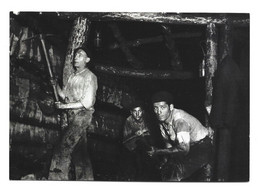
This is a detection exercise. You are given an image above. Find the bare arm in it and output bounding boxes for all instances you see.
[78,75,97,109]
[56,84,65,100]
[56,101,84,109]
[148,121,190,156]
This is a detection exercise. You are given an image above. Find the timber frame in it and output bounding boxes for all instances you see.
[57,12,249,26]
[58,12,249,125]
[9,12,249,181]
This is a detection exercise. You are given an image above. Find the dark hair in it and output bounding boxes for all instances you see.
[151,91,173,104]
[130,100,144,110]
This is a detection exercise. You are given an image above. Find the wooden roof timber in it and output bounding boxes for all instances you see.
[108,32,202,49]
[108,23,143,69]
[57,12,249,26]
[94,63,195,80]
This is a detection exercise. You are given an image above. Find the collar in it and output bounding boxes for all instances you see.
[130,115,144,124]
[162,109,174,129]
[74,68,88,75]
[165,108,174,125]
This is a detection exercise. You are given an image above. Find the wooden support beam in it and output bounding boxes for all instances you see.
[161,25,182,70]
[57,12,249,26]
[205,23,218,127]
[219,19,233,62]
[63,17,91,85]
[94,63,195,80]
[108,32,202,49]
[108,23,143,69]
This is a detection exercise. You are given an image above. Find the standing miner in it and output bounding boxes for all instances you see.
[48,47,98,180]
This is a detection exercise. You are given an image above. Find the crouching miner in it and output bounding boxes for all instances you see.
[148,91,213,181]
[48,48,98,180]
[122,100,154,180]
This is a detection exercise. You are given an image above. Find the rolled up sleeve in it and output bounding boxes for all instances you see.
[80,74,98,109]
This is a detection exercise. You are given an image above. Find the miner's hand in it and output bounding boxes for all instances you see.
[55,101,62,109]
[49,77,57,86]
[136,130,142,136]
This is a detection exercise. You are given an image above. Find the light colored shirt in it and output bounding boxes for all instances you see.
[64,68,98,110]
[160,108,208,148]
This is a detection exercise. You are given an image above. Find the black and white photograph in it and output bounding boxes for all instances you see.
[8,11,250,184]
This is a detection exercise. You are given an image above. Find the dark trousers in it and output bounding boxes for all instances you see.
[160,136,213,181]
[119,136,159,181]
[48,109,93,180]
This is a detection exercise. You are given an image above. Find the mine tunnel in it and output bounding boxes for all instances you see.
[9,12,249,181]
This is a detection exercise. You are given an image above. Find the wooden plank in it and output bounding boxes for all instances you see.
[94,64,195,80]
[108,32,202,49]
[57,12,249,26]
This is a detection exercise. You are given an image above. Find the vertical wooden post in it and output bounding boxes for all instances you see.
[61,16,94,180]
[161,25,182,70]
[219,19,233,63]
[62,17,91,86]
[205,23,218,127]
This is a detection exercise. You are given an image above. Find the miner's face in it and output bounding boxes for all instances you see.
[131,107,144,122]
[73,49,90,68]
[153,101,173,122]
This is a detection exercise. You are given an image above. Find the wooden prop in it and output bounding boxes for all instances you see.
[205,23,218,127]
[219,18,233,62]
[63,16,91,86]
